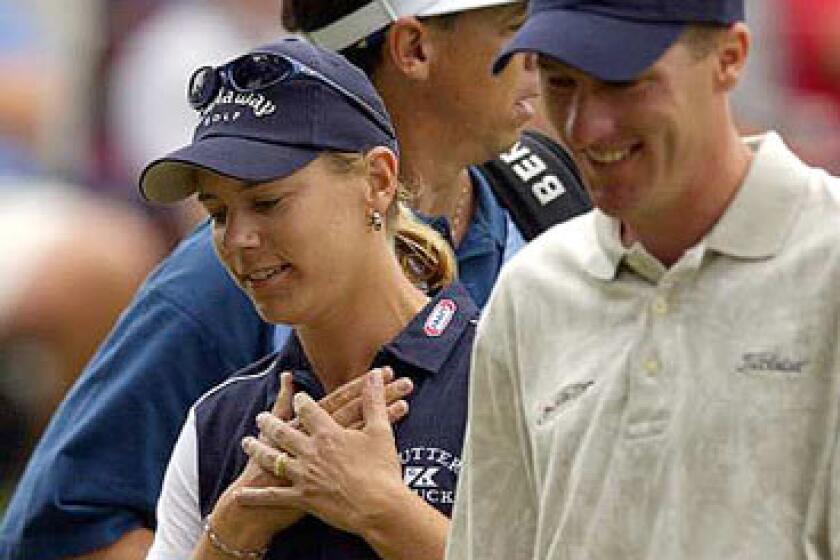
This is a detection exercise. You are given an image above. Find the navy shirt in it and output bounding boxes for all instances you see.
[0,170,517,560]
[457,168,514,308]
[169,283,477,559]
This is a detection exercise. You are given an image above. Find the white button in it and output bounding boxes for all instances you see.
[652,297,668,315]
[644,358,660,375]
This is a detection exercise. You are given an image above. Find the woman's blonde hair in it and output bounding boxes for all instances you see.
[324,152,457,292]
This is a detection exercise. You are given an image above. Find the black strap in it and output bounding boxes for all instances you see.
[477,129,591,241]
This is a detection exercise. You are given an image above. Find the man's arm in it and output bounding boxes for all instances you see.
[0,222,274,560]
[445,286,537,560]
[70,529,153,560]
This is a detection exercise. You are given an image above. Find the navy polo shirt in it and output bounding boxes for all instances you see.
[193,283,477,559]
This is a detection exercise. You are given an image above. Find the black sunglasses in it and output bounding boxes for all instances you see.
[188,52,396,139]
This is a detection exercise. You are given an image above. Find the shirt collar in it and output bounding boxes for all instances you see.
[585,132,810,280]
[462,166,508,254]
[384,281,478,375]
[586,210,626,280]
[272,282,478,391]
[705,132,809,258]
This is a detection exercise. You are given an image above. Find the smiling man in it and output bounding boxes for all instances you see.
[446,1,840,558]
[0,2,592,560]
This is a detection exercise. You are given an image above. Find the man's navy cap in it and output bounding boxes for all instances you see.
[493,0,745,81]
[140,38,398,203]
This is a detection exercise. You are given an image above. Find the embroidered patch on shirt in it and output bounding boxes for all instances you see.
[537,380,595,425]
[400,445,461,507]
[424,299,457,337]
[735,351,809,376]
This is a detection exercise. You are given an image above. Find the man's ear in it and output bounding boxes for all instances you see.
[363,146,399,214]
[383,17,434,80]
[715,22,750,91]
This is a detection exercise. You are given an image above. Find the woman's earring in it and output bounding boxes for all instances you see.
[368,210,383,232]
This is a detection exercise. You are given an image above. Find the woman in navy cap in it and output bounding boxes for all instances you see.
[140,38,477,560]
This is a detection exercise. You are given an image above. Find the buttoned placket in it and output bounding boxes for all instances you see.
[620,244,705,442]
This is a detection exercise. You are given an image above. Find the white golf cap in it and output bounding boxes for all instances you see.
[305,0,520,51]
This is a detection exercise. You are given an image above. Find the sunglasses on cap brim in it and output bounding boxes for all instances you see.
[187,52,396,140]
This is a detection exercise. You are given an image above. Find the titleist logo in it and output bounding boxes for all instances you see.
[736,352,808,375]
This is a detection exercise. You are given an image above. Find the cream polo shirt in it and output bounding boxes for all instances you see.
[446,133,840,560]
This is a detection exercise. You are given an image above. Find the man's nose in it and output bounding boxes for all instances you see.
[522,52,538,72]
[563,89,619,149]
[520,53,541,93]
[221,212,261,252]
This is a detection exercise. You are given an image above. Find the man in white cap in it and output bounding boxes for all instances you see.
[447,1,840,558]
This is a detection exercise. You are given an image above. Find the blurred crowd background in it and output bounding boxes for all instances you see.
[0,0,838,513]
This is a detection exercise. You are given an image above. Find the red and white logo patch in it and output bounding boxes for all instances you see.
[424,299,457,337]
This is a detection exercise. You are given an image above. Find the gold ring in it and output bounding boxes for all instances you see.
[273,453,287,479]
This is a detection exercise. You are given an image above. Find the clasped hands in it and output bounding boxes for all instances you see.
[221,367,413,539]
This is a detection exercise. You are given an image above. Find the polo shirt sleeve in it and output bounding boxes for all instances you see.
[446,277,537,560]
[829,420,840,557]
[147,408,201,559]
[0,222,277,560]
[804,340,840,557]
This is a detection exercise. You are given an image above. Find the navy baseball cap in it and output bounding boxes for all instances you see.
[140,38,398,203]
[493,0,745,81]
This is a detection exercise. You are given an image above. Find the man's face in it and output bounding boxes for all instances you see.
[425,4,540,162]
[539,38,724,221]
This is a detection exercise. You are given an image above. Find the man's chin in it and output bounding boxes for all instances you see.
[255,303,296,327]
[482,129,525,163]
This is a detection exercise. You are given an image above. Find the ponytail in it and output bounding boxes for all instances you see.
[393,204,457,293]
[323,151,457,293]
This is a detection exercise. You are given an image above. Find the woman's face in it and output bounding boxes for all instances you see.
[195,154,383,326]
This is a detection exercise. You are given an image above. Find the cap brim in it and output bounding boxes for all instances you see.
[417,0,519,17]
[493,10,684,81]
[139,137,320,203]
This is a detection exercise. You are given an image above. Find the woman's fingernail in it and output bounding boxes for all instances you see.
[293,392,310,411]
[398,378,413,392]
